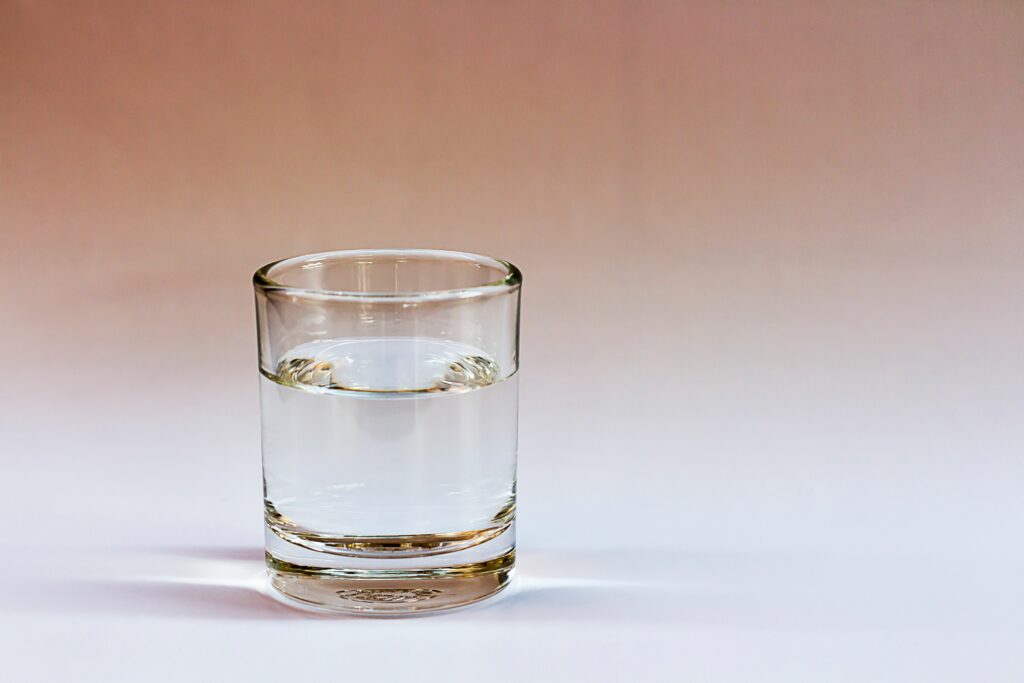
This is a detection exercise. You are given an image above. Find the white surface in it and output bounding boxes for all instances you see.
[3,357,1024,681]
[6,544,1024,681]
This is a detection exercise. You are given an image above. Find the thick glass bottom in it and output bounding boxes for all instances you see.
[267,548,514,614]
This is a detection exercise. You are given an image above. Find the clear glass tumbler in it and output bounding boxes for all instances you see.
[253,249,521,614]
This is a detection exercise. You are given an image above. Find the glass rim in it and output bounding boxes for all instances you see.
[253,248,522,302]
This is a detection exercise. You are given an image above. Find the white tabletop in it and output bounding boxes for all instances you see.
[5,348,1023,680]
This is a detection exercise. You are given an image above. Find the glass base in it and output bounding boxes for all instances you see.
[267,548,514,614]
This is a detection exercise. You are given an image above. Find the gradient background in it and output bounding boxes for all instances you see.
[2,1,1023,680]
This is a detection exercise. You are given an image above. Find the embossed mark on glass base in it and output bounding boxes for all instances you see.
[337,588,443,604]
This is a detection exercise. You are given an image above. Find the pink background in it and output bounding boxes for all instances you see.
[3,2,1023,680]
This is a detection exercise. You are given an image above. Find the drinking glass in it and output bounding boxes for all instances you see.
[253,249,521,614]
